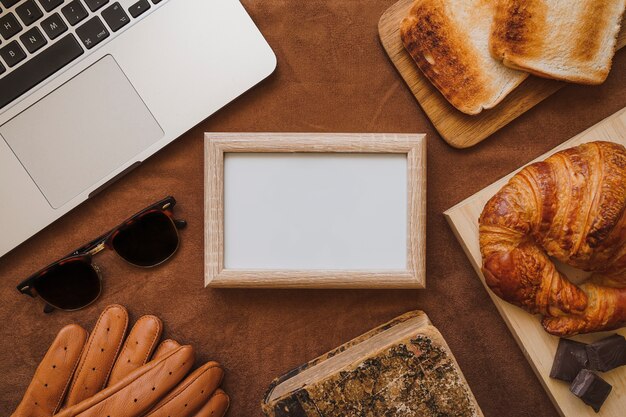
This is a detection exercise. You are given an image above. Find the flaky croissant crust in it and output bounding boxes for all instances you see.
[479,141,626,336]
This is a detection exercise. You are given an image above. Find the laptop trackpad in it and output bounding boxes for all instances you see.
[0,55,164,208]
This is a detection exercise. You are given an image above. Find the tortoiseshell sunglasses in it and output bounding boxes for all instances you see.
[17,196,186,313]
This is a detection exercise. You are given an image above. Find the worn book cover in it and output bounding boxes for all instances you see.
[262,310,483,417]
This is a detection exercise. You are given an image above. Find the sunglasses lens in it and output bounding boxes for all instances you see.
[34,259,100,310]
[112,211,179,267]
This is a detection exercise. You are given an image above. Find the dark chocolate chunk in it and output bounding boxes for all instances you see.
[570,369,612,413]
[550,338,588,382]
[586,334,626,372]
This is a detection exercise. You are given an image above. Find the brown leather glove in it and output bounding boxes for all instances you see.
[12,304,229,417]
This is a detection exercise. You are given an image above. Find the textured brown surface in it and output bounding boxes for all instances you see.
[0,1,625,416]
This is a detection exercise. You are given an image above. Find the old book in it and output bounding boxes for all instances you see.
[261,311,483,417]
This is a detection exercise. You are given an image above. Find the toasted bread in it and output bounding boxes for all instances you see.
[491,0,626,85]
[400,0,528,115]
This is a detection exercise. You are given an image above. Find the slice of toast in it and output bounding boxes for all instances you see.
[491,0,626,85]
[400,0,528,115]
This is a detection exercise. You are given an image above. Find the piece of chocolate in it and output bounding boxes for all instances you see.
[586,334,626,372]
[570,369,612,413]
[550,338,588,382]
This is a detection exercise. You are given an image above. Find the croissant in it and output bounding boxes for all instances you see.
[479,141,626,336]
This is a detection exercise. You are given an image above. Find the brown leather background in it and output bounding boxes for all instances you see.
[1,2,625,416]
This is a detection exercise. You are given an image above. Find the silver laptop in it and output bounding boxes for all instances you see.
[0,0,276,257]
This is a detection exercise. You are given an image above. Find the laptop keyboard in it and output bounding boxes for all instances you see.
[0,0,165,110]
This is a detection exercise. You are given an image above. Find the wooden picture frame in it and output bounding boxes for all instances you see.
[204,133,426,288]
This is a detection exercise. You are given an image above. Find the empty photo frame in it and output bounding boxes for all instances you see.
[204,133,426,288]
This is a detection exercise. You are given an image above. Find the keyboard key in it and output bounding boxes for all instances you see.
[37,0,65,13]
[61,0,88,26]
[151,0,162,4]
[20,26,47,53]
[0,61,5,75]
[76,16,108,49]
[0,34,83,108]
[83,0,107,12]
[101,2,128,32]
[0,0,20,8]
[0,40,26,66]
[128,0,149,18]
[16,0,44,26]
[41,12,67,39]
[0,13,22,40]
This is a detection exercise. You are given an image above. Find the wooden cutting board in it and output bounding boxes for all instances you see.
[378,0,626,149]
[444,107,626,417]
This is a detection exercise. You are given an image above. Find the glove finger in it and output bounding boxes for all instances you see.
[63,304,129,407]
[107,315,162,387]
[144,361,224,417]
[193,389,230,417]
[152,339,180,360]
[12,324,87,417]
[54,345,195,417]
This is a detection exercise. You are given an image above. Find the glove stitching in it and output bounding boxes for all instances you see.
[146,364,223,415]
[63,347,188,416]
[210,391,226,398]
[141,316,163,365]
[153,339,177,359]
[100,308,130,390]
[53,327,88,414]
[204,390,230,415]
[211,390,230,412]
[112,315,162,383]
[66,305,115,402]
[66,305,129,401]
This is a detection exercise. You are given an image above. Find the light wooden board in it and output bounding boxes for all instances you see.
[378,0,626,149]
[204,133,427,288]
[444,107,626,417]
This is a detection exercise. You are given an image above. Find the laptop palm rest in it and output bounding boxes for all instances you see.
[0,55,164,209]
